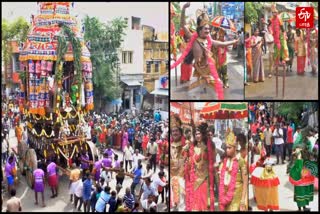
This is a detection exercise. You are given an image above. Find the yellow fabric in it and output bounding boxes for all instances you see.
[295,36,306,57]
[254,186,279,209]
[225,157,247,211]
[70,168,80,182]
[260,167,277,179]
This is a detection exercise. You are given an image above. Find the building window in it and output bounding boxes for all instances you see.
[122,52,127,64]
[155,62,159,73]
[132,16,141,30]
[13,54,20,71]
[128,51,133,64]
[122,51,133,64]
[146,62,151,73]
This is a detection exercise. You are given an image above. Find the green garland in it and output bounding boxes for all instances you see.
[61,25,82,109]
[53,24,83,111]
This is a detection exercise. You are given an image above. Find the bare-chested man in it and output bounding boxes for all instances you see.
[180,2,238,97]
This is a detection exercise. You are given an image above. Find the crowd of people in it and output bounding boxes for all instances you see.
[1,102,169,212]
[245,6,318,85]
[248,102,318,211]
[170,113,248,211]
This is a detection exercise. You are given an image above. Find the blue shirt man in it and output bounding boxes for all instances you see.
[128,126,135,144]
[154,112,161,123]
[95,186,111,212]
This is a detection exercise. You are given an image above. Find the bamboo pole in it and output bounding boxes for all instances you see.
[276,65,278,97]
[283,64,285,98]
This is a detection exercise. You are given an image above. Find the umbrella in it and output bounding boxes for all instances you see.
[211,16,237,32]
[200,102,248,119]
[279,12,295,22]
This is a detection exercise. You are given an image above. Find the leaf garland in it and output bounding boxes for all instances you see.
[54,24,82,111]
[61,24,82,109]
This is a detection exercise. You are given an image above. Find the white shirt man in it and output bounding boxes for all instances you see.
[152,174,167,196]
[140,182,157,200]
[132,151,145,169]
[123,145,134,161]
[273,127,284,145]
[74,179,83,198]
[141,198,157,212]
[212,135,223,163]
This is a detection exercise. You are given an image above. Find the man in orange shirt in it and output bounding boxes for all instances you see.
[15,122,23,144]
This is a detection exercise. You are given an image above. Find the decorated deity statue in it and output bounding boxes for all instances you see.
[59,120,71,139]
[70,82,79,106]
[64,92,72,112]
[170,114,186,211]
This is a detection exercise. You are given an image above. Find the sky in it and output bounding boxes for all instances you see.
[179,2,207,20]
[1,2,168,32]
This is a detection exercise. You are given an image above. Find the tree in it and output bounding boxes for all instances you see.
[83,16,127,112]
[277,102,312,125]
[2,17,30,94]
[244,2,263,24]
[171,2,182,32]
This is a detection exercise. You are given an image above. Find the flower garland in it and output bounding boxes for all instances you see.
[206,139,215,210]
[185,143,195,211]
[32,128,55,138]
[171,177,180,207]
[33,113,53,121]
[219,157,239,211]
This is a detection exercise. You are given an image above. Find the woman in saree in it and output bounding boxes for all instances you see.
[245,32,253,82]
[295,29,306,75]
[184,122,215,211]
[251,28,265,83]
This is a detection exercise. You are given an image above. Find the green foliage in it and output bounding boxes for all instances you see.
[61,25,82,108]
[19,71,27,82]
[277,102,311,125]
[83,15,127,109]
[172,2,182,32]
[2,17,30,41]
[55,35,67,82]
[2,17,30,64]
[244,2,263,24]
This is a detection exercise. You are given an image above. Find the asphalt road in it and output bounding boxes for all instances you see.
[248,154,319,211]
[170,48,244,100]
[245,53,318,100]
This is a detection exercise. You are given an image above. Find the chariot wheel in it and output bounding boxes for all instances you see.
[24,149,37,188]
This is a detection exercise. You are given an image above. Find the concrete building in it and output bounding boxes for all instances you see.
[142,25,168,112]
[151,77,168,120]
[118,16,144,112]
[2,40,21,100]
